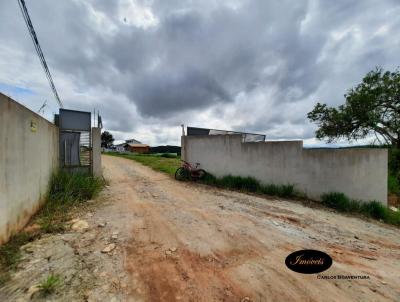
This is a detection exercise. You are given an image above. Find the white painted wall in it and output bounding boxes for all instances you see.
[183,135,388,204]
[0,94,59,243]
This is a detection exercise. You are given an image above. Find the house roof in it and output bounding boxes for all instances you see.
[125,138,142,144]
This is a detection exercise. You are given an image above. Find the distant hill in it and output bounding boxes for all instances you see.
[150,145,181,155]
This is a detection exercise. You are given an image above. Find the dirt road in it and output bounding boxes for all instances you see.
[102,155,400,302]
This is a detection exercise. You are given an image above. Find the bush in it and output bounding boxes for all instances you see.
[200,173,296,198]
[201,173,218,185]
[321,192,351,212]
[218,175,259,192]
[37,171,103,233]
[386,210,400,226]
[359,201,388,220]
[388,174,400,195]
[321,192,400,226]
[261,184,295,197]
[48,171,103,204]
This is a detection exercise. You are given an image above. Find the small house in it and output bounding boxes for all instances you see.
[126,143,150,153]
[113,139,149,153]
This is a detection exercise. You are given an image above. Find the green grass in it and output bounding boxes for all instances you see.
[106,152,181,176]
[0,171,103,285]
[321,192,400,226]
[0,232,39,285]
[201,173,296,198]
[38,274,62,296]
[36,171,103,233]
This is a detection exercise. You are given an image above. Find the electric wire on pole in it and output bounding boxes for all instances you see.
[17,0,64,108]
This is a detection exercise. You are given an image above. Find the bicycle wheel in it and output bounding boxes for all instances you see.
[175,167,189,181]
[196,169,206,180]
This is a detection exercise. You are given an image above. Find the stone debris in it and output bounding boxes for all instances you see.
[165,247,178,256]
[102,243,116,253]
[389,206,398,212]
[241,297,252,302]
[98,222,107,228]
[71,219,89,232]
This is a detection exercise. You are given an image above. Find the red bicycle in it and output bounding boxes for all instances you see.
[175,160,206,181]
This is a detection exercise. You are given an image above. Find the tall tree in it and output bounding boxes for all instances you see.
[308,67,400,147]
[101,131,114,148]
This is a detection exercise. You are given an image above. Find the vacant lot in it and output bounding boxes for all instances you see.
[106,152,181,176]
[103,155,399,301]
[2,155,399,301]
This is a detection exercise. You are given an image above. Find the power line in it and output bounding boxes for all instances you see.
[17,0,63,108]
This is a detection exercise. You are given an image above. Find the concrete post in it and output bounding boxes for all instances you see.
[181,135,187,161]
[92,127,102,177]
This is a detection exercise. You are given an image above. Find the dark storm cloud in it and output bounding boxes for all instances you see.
[1,0,400,142]
[132,68,231,116]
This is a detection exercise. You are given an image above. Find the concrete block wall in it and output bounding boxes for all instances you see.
[183,135,388,204]
[0,94,59,244]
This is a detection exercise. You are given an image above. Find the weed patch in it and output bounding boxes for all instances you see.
[38,274,62,296]
[201,173,297,199]
[0,232,39,285]
[0,171,103,285]
[321,192,400,226]
[36,171,103,233]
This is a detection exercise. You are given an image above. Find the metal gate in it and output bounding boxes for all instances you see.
[56,109,92,174]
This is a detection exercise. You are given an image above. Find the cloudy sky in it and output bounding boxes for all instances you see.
[1,0,399,146]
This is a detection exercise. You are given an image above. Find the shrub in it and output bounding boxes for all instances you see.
[321,192,351,212]
[386,210,400,226]
[201,173,218,186]
[48,171,103,204]
[388,174,400,195]
[218,175,260,192]
[278,184,295,197]
[359,201,388,220]
[37,171,103,233]
[200,173,296,198]
[321,192,400,226]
